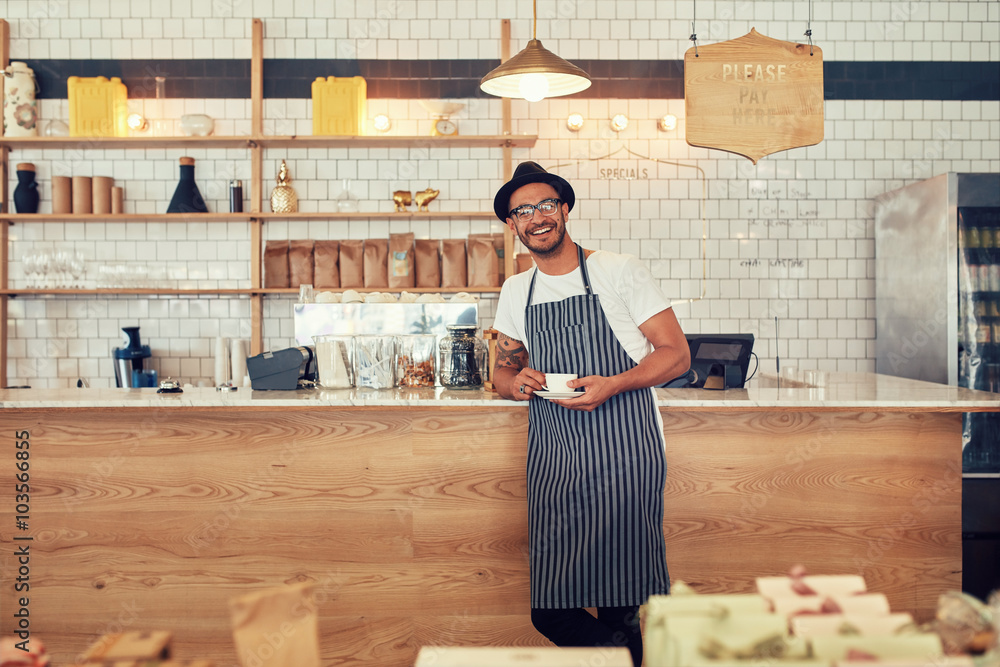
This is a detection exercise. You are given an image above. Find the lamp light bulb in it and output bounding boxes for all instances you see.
[519,73,550,102]
[127,113,148,131]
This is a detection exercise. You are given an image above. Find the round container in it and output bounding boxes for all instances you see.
[3,62,38,137]
[396,334,437,387]
[313,334,354,388]
[439,325,487,389]
[353,335,397,389]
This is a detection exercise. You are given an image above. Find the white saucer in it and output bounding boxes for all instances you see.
[535,391,583,400]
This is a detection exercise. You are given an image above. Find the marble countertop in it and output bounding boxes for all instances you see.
[1,372,997,411]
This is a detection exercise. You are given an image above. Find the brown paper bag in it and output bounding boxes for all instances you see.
[415,239,441,288]
[467,235,499,287]
[388,232,415,289]
[314,240,340,288]
[339,240,364,288]
[229,582,321,667]
[264,241,290,288]
[470,233,506,282]
[441,239,467,288]
[288,240,315,287]
[363,238,389,288]
[516,252,536,274]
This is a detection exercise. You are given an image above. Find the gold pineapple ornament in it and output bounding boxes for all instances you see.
[269,160,298,213]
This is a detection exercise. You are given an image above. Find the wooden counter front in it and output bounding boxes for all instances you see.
[0,375,986,665]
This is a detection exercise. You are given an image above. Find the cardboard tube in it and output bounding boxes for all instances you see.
[111,186,124,214]
[92,176,113,214]
[72,176,92,214]
[52,176,72,214]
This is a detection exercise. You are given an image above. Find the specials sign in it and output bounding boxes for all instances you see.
[684,28,824,164]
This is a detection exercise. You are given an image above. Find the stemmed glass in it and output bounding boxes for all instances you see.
[22,253,37,289]
[70,252,86,289]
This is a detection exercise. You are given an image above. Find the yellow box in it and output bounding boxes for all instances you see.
[311,76,366,136]
[68,76,129,137]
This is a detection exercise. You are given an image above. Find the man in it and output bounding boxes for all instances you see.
[491,162,690,665]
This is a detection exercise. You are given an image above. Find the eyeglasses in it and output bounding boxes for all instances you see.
[508,198,562,223]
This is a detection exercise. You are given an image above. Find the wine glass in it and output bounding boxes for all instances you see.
[70,251,86,288]
[22,253,37,289]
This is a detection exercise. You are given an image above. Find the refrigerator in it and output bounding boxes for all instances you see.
[874,172,1000,602]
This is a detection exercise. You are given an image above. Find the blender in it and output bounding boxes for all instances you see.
[112,326,155,388]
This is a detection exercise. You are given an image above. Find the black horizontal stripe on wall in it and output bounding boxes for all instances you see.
[23,59,1000,101]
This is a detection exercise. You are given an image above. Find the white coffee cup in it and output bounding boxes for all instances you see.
[545,373,578,393]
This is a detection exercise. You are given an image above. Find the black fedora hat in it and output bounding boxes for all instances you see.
[493,161,575,222]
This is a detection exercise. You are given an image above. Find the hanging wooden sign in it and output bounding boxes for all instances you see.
[684,28,824,164]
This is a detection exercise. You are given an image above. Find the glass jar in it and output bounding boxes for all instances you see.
[396,334,437,387]
[313,334,354,388]
[353,335,397,389]
[439,325,487,389]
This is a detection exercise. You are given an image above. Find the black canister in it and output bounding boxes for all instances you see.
[13,163,39,214]
[230,179,243,213]
[166,157,208,214]
[439,325,487,389]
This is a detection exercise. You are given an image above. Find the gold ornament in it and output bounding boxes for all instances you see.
[269,160,298,213]
[392,190,412,212]
[414,188,440,212]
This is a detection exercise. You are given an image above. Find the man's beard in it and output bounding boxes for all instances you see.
[515,213,567,256]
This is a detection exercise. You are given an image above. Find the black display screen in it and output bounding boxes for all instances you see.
[695,342,743,361]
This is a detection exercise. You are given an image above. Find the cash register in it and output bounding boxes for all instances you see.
[663,334,756,390]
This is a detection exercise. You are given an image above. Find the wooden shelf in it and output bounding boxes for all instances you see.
[257,134,537,149]
[252,211,498,220]
[1,212,499,222]
[1,213,253,223]
[0,134,538,151]
[262,287,502,295]
[2,288,255,297]
[2,287,502,297]
[0,135,255,150]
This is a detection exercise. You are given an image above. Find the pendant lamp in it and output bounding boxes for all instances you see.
[480,0,592,102]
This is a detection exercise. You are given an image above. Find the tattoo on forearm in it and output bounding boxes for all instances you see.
[496,337,527,369]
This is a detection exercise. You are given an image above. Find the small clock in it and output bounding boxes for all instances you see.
[432,118,459,136]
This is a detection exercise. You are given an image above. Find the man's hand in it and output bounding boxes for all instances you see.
[549,374,619,412]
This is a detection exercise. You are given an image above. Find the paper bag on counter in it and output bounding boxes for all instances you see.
[313,240,340,289]
[441,239,467,288]
[388,232,415,289]
[467,235,499,287]
[415,239,441,288]
[339,240,364,288]
[264,241,290,288]
[288,240,315,288]
[363,238,389,288]
[230,582,321,667]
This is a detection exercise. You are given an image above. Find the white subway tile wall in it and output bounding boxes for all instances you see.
[4,2,1000,387]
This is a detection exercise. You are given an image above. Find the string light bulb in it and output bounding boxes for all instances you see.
[566,113,584,132]
[610,114,629,133]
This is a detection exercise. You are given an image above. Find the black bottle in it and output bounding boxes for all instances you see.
[230,179,243,212]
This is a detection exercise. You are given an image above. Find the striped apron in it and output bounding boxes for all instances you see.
[526,244,670,609]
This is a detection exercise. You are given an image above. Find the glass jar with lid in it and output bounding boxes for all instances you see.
[438,325,487,389]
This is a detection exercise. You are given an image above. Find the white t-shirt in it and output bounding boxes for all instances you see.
[493,250,673,364]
